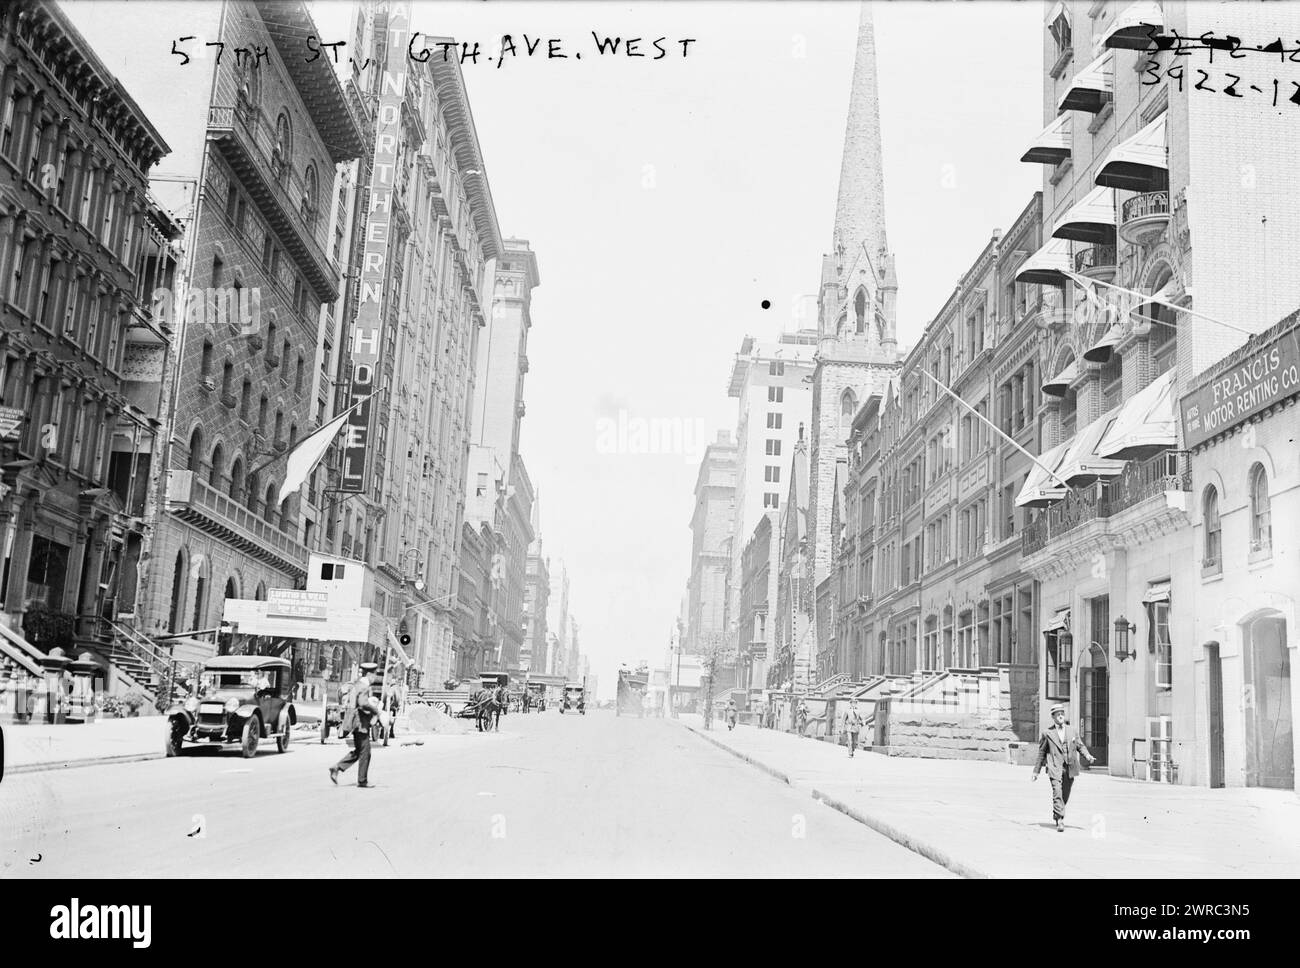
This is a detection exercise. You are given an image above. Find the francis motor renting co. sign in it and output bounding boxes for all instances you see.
[1180,328,1300,450]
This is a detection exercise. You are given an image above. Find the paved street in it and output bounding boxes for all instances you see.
[0,710,948,878]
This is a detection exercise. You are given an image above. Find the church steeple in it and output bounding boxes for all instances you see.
[832,2,890,285]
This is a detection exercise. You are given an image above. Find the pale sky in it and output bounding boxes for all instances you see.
[302,0,1045,693]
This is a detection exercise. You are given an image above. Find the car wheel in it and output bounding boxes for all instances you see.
[164,719,185,757]
[276,714,291,753]
[240,717,260,758]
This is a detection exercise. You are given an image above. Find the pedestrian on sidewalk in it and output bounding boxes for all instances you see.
[1032,702,1095,831]
[725,699,738,731]
[796,701,809,735]
[844,700,864,757]
[330,686,381,788]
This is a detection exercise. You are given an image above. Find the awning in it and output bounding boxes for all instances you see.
[1058,411,1126,485]
[1096,114,1168,192]
[1052,186,1117,245]
[1020,114,1072,166]
[1058,52,1114,114]
[1131,283,1175,326]
[1142,580,1171,604]
[1043,609,1071,634]
[1100,0,1166,50]
[1014,237,1071,286]
[1083,323,1123,363]
[1041,359,1079,397]
[1015,440,1072,508]
[1098,369,1177,460]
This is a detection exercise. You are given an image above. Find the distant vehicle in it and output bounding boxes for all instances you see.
[617,668,648,717]
[561,683,586,714]
[165,655,295,758]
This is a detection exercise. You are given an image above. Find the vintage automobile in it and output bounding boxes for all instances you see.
[561,683,586,715]
[165,655,296,758]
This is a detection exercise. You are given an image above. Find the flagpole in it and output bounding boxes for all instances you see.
[1060,269,1256,337]
[248,392,371,480]
[919,371,1070,489]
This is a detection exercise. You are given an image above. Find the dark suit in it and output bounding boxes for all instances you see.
[334,699,378,784]
[1034,723,1094,821]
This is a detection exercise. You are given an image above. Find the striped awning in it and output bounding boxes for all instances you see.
[1083,323,1124,364]
[1052,186,1117,245]
[1099,1,1166,50]
[1014,237,1071,286]
[1021,114,1072,166]
[1098,370,1177,460]
[1015,440,1072,508]
[1095,115,1168,192]
[1042,359,1079,398]
[1058,411,1126,485]
[1059,52,1114,114]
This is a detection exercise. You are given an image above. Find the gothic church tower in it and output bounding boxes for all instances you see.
[806,2,902,658]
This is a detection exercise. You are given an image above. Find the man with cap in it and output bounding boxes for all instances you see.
[1032,702,1095,831]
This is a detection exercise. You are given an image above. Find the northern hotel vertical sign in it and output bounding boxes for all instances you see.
[342,1,411,493]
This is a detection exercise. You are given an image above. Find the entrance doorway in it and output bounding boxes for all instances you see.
[1079,644,1109,767]
[1244,612,1293,789]
[1206,642,1225,788]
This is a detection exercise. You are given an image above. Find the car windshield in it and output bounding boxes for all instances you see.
[198,670,277,697]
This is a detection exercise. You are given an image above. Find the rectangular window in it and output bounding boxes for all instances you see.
[766,412,782,430]
[226,183,239,221]
[768,385,784,403]
[763,492,779,509]
[765,439,781,456]
[768,360,785,376]
[1046,630,1072,700]
[1149,600,1172,691]
[764,465,780,483]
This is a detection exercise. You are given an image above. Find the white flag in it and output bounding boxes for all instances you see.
[277,409,351,504]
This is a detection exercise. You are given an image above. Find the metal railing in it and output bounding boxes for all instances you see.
[167,470,307,571]
[1074,244,1117,273]
[1021,450,1190,555]
[1122,191,1170,223]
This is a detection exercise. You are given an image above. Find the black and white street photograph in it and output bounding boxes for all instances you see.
[0,0,1297,914]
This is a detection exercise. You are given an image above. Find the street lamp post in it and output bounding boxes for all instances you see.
[672,643,681,719]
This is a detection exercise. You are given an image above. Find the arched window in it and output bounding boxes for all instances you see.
[167,550,187,633]
[274,409,283,442]
[192,565,207,632]
[840,390,857,436]
[236,61,260,114]
[254,581,267,601]
[224,576,238,602]
[302,163,318,225]
[273,112,292,181]
[187,427,203,472]
[228,457,244,501]
[1203,486,1221,568]
[209,443,225,487]
[258,394,269,434]
[266,319,277,358]
[265,483,279,524]
[854,289,867,334]
[247,471,260,513]
[1250,464,1271,552]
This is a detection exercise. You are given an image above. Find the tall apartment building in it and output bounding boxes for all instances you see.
[457,238,537,676]
[806,4,901,667]
[0,0,181,700]
[1011,0,1300,783]
[326,5,501,687]
[522,496,549,675]
[724,331,815,667]
[686,431,736,654]
[63,2,367,681]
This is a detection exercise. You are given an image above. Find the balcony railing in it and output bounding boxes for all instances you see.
[206,105,338,301]
[1074,244,1117,276]
[1120,191,1171,245]
[167,470,307,578]
[1022,450,1190,555]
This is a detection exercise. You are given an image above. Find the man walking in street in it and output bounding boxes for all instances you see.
[1032,702,1095,831]
[844,699,864,757]
[330,680,381,788]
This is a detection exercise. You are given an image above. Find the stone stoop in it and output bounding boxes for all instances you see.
[884,717,1022,762]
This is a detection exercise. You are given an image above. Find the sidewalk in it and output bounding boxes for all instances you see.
[673,715,1300,878]
[3,716,167,773]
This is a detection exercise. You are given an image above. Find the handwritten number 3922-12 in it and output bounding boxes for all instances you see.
[1143,59,1296,106]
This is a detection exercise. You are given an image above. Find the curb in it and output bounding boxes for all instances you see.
[9,751,166,775]
[682,723,989,880]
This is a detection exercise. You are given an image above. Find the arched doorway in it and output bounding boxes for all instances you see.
[1243,611,1293,789]
[1078,643,1108,767]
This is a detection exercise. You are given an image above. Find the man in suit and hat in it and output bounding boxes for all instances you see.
[1033,702,1096,831]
